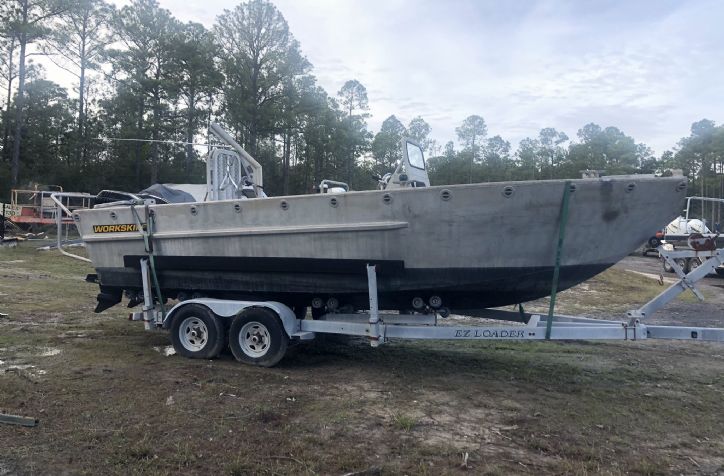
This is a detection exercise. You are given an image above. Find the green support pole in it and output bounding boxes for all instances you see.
[546,181,572,340]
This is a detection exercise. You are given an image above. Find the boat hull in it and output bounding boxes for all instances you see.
[93,259,609,310]
[75,175,687,311]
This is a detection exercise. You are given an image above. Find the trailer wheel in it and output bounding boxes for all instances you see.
[229,308,288,367]
[170,304,226,359]
[689,257,702,272]
[662,257,674,273]
[679,258,691,274]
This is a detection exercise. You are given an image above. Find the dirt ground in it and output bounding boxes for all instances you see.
[0,243,723,475]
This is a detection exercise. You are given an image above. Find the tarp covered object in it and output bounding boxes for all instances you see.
[139,184,197,204]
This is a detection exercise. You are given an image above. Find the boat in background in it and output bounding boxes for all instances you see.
[1,185,92,229]
[74,125,688,315]
[659,197,724,275]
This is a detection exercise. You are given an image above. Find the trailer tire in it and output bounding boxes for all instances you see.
[679,258,691,274]
[661,256,674,273]
[229,308,288,367]
[662,257,673,273]
[170,304,226,359]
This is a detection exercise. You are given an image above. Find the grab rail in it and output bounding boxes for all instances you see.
[50,192,93,263]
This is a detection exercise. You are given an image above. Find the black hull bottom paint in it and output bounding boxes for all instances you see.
[95,255,612,312]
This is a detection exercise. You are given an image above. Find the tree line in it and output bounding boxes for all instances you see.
[1,0,723,207]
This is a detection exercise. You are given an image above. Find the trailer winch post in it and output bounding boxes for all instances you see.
[139,259,153,329]
[367,264,384,347]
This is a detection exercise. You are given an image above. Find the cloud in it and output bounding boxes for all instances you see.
[104,0,724,154]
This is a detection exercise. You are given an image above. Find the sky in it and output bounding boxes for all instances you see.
[96,0,724,155]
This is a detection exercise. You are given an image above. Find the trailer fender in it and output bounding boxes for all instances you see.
[162,299,300,338]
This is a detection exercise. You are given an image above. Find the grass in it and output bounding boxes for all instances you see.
[392,413,418,432]
[524,267,703,318]
[0,243,723,474]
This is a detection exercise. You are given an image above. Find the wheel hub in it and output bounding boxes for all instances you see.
[178,317,209,352]
[239,322,271,357]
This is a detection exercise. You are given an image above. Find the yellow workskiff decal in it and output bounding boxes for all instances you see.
[92,223,145,233]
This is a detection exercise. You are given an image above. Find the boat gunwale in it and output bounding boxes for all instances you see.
[74,173,685,216]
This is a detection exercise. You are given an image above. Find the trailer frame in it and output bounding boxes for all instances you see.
[129,246,724,366]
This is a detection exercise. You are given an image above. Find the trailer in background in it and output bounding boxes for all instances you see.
[1,186,92,229]
[660,196,724,275]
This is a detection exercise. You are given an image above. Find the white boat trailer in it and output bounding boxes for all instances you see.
[128,246,724,367]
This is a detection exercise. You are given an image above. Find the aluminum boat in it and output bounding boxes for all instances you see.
[75,127,687,315]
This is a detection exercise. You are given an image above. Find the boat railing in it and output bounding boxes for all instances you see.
[685,196,724,232]
[50,192,93,263]
[11,188,92,222]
